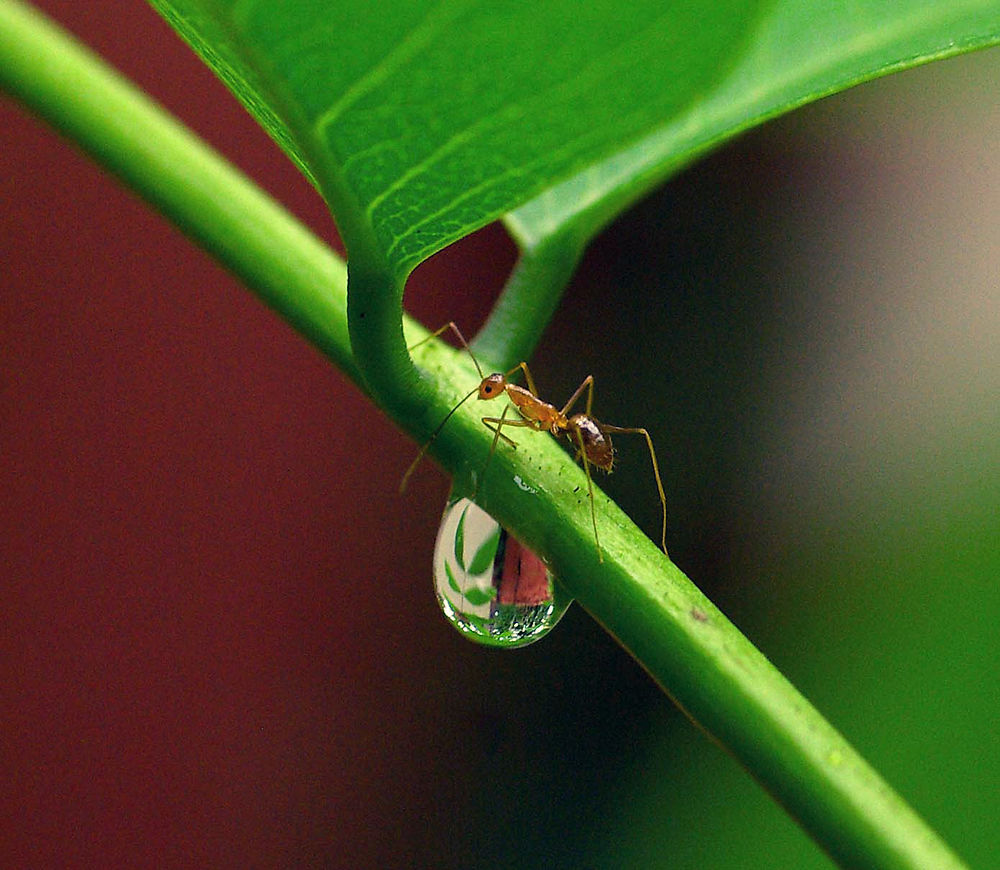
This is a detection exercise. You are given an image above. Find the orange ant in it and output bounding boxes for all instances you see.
[401,323,668,562]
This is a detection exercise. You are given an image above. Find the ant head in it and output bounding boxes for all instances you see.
[478,373,506,400]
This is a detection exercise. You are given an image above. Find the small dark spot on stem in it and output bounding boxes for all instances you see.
[691,607,708,622]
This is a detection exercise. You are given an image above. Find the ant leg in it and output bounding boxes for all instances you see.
[509,362,540,398]
[600,425,668,557]
[481,414,531,449]
[407,321,462,352]
[477,407,532,498]
[560,375,595,417]
[573,427,603,562]
[407,321,485,379]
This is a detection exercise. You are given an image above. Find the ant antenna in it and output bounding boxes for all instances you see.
[399,385,478,493]
[399,323,488,493]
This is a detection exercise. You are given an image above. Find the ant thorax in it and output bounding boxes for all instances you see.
[502,383,560,429]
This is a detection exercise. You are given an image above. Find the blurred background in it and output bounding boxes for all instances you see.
[2,2,997,866]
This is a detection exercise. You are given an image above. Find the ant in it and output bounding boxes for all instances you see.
[401,323,668,562]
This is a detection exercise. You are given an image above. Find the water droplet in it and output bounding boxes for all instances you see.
[433,491,572,647]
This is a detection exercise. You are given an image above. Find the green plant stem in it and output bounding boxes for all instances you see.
[473,228,585,369]
[0,3,968,868]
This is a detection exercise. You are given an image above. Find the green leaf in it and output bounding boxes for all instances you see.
[146,0,1000,434]
[503,2,1000,247]
[462,585,497,607]
[454,503,468,569]
[467,525,501,576]
[148,0,999,279]
[444,560,462,595]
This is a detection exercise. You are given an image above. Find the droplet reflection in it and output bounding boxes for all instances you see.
[433,492,572,647]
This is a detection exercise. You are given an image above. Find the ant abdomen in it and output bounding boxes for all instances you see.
[569,415,615,472]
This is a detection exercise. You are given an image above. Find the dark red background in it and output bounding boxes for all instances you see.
[1,3,535,865]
